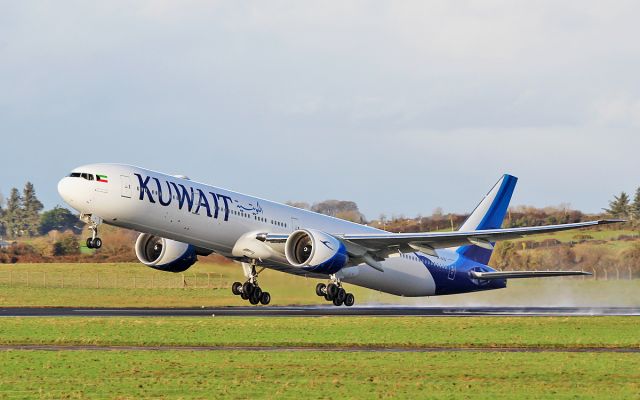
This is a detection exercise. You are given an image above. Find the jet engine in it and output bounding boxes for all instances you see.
[284,229,348,274]
[135,233,197,272]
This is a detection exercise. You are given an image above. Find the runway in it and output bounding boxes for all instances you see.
[0,344,636,353]
[1,306,639,317]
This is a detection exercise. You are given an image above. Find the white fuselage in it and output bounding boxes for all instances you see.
[58,164,452,296]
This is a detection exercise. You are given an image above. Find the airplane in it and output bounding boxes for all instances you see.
[57,164,621,306]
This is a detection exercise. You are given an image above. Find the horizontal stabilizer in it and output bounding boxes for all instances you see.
[469,270,592,280]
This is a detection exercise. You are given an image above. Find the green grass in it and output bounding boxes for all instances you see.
[0,263,639,307]
[0,350,638,399]
[0,314,638,399]
[0,317,638,349]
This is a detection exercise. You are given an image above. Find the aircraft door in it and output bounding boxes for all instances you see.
[291,217,300,232]
[120,175,132,198]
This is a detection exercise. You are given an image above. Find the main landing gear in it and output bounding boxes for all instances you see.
[82,214,102,249]
[315,275,355,307]
[231,262,271,305]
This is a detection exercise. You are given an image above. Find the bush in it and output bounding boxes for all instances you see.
[52,235,80,256]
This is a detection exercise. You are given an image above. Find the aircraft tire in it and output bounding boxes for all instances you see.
[241,292,249,300]
[242,281,254,296]
[86,238,94,249]
[337,288,346,303]
[231,282,242,295]
[332,296,343,306]
[253,286,263,299]
[260,292,271,305]
[327,283,339,299]
[315,283,326,296]
[93,238,102,249]
[249,292,260,305]
[344,293,355,307]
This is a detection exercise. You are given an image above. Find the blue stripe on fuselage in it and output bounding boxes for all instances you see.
[414,252,506,295]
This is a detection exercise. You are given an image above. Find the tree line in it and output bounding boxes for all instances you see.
[0,183,79,239]
[603,188,640,221]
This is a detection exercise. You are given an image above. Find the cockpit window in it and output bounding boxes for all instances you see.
[70,172,95,181]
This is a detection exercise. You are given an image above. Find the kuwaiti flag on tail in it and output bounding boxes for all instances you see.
[97,174,108,183]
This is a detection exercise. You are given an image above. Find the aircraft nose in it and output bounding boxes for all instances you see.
[57,177,75,205]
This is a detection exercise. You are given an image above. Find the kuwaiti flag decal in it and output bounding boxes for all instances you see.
[97,175,108,183]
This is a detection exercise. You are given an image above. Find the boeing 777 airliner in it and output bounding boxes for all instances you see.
[57,164,620,306]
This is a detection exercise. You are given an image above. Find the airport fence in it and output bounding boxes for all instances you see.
[0,271,229,289]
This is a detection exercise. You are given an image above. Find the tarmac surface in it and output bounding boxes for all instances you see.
[0,344,636,353]
[1,306,639,317]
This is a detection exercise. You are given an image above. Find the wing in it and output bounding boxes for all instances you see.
[336,219,622,256]
[469,270,592,280]
[261,219,622,260]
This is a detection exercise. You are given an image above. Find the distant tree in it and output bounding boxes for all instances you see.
[631,187,640,222]
[603,191,631,219]
[311,200,365,223]
[285,201,310,210]
[4,188,23,238]
[21,182,44,236]
[40,206,81,235]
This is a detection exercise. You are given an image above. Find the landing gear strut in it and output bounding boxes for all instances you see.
[231,262,271,305]
[315,275,355,307]
[82,214,102,249]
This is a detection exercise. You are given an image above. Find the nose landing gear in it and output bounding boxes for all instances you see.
[231,262,271,305]
[82,214,103,249]
[315,276,354,307]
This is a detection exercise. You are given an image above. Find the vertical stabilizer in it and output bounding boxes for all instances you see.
[456,174,518,264]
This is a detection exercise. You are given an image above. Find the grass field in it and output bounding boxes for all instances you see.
[0,317,638,399]
[0,317,638,349]
[1,260,639,398]
[0,262,639,307]
[1,350,638,399]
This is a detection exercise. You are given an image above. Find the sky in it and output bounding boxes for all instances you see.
[1,1,639,220]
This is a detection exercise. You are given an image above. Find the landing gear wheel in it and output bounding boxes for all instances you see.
[249,291,261,305]
[324,293,331,301]
[242,281,255,296]
[92,238,102,249]
[332,296,344,306]
[86,238,94,249]
[253,286,263,299]
[326,283,339,300]
[337,288,346,303]
[344,293,355,307]
[315,283,326,297]
[241,292,249,300]
[260,292,271,305]
[231,282,242,296]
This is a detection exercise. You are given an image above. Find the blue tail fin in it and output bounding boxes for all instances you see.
[456,174,518,264]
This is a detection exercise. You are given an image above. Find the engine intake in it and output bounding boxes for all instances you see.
[285,229,348,274]
[135,233,197,272]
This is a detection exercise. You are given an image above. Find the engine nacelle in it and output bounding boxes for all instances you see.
[284,229,349,274]
[135,233,197,273]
